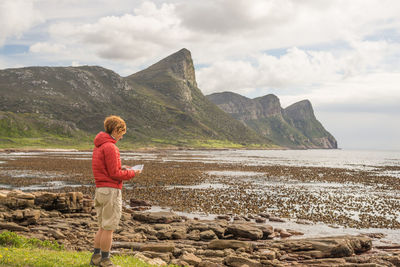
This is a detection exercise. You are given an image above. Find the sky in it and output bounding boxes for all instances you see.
[1,0,399,150]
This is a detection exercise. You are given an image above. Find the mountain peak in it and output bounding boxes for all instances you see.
[130,48,197,87]
[254,94,282,116]
[208,92,337,149]
[284,99,314,120]
[287,99,312,108]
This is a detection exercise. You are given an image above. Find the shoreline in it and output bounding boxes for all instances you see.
[0,146,343,153]
[0,150,399,229]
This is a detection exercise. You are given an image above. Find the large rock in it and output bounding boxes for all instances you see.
[226,223,263,240]
[130,199,151,207]
[200,230,218,241]
[33,192,57,208]
[0,222,30,232]
[268,216,286,223]
[0,191,8,200]
[171,225,187,240]
[141,251,171,263]
[132,211,182,224]
[187,230,201,241]
[224,255,262,267]
[140,242,175,253]
[8,190,35,199]
[33,191,92,213]
[135,225,157,236]
[188,221,226,237]
[255,224,273,239]
[198,260,224,267]
[17,209,41,225]
[113,242,143,250]
[208,240,252,251]
[12,210,24,220]
[48,229,66,239]
[0,190,35,209]
[266,235,372,259]
[180,252,202,266]
[134,252,167,266]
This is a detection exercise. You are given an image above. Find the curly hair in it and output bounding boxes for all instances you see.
[104,115,126,135]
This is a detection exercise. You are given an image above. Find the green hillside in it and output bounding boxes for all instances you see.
[0,49,275,149]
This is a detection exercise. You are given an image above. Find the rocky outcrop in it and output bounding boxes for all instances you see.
[226,223,264,240]
[132,211,183,224]
[207,91,338,149]
[0,190,93,213]
[263,235,372,259]
[0,190,397,266]
[129,48,198,103]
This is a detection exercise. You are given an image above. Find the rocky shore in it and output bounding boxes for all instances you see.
[1,152,399,230]
[1,190,399,266]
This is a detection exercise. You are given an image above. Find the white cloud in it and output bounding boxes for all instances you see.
[197,60,258,95]
[176,0,400,53]
[30,42,66,54]
[13,0,400,75]
[279,72,400,110]
[1,0,400,149]
[0,0,43,46]
[176,0,296,34]
[197,40,395,95]
[48,1,186,62]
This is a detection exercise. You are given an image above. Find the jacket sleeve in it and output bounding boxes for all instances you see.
[103,143,135,181]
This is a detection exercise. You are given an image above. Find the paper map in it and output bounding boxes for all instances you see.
[130,164,144,172]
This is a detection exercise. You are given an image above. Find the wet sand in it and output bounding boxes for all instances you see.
[0,150,399,235]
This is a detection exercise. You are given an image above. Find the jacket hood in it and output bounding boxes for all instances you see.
[94,132,116,147]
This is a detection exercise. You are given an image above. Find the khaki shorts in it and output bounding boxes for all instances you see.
[94,187,122,231]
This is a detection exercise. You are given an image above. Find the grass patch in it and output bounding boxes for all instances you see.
[0,231,62,250]
[0,247,164,267]
[149,138,278,149]
[0,231,176,267]
[0,136,279,150]
[0,136,94,150]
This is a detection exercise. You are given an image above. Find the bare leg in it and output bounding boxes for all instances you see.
[100,229,114,252]
[94,228,103,249]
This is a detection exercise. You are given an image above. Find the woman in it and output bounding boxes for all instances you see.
[90,115,140,267]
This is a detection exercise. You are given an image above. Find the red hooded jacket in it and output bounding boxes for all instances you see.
[92,132,135,189]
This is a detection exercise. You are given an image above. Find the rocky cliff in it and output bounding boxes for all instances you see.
[126,49,266,145]
[0,49,269,148]
[284,100,337,149]
[0,48,336,149]
[207,92,337,149]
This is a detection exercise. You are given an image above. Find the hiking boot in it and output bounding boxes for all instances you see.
[89,253,101,266]
[99,257,120,267]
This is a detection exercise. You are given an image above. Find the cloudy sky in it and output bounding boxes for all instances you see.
[1,0,399,150]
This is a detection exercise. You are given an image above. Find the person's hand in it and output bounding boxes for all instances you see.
[122,165,130,170]
[134,169,142,174]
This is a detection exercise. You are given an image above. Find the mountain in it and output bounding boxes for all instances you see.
[207,92,337,149]
[0,49,272,148]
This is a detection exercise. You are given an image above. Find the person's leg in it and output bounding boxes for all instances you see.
[99,188,121,266]
[90,190,103,265]
[90,230,102,265]
[100,229,113,256]
[94,228,103,250]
